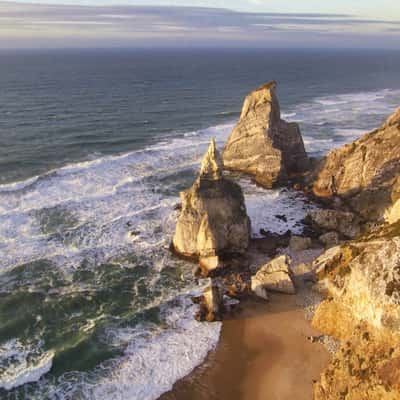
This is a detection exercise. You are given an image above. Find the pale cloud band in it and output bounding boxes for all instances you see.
[1,1,400,49]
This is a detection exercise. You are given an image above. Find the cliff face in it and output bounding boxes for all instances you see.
[312,222,400,399]
[172,139,251,262]
[312,107,400,222]
[222,81,309,188]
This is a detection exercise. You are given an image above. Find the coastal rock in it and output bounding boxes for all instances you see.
[312,106,400,222]
[306,209,361,239]
[172,139,251,263]
[195,279,225,322]
[251,255,295,295]
[318,231,340,248]
[312,226,400,399]
[222,81,309,188]
[289,235,312,251]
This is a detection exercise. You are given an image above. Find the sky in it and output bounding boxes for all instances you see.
[1,0,400,49]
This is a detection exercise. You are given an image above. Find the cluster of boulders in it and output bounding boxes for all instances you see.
[169,81,400,398]
[171,83,308,321]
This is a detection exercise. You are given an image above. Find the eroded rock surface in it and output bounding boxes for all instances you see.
[306,209,361,239]
[172,139,251,265]
[319,231,340,248]
[312,223,400,399]
[222,81,309,188]
[251,255,295,296]
[312,106,400,222]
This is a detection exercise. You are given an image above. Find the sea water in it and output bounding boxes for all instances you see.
[0,48,399,399]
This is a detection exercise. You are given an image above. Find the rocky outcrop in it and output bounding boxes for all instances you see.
[312,106,400,222]
[319,231,340,248]
[194,279,225,322]
[306,209,361,239]
[311,224,400,399]
[172,139,251,271]
[222,81,309,188]
[289,235,312,251]
[251,255,295,296]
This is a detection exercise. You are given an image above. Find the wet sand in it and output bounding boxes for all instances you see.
[161,293,330,400]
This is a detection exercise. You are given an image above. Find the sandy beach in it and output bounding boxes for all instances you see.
[161,293,330,400]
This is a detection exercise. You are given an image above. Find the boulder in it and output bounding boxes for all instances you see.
[312,106,400,222]
[289,235,312,251]
[306,209,361,239]
[319,231,340,248]
[251,255,295,295]
[222,81,309,188]
[172,139,251,263]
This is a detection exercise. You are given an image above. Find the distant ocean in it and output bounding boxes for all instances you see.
[1,48,400,399]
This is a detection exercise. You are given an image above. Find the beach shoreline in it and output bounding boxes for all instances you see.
[161,290,330,400]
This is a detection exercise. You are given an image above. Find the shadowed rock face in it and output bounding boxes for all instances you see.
[312,106,400,222]
[222,81,309,188]
[172,139,250,260]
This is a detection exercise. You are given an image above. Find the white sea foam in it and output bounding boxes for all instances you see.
[290,87,400,154]
[281,112,297,119]
[315,99,348,106]
[0,340,54,391]
[91,301,220,400]
[1,87,399,396]
[333,128,366,138]
[0,122,233,273]
[241,177,316,237]
[23,295,221,400]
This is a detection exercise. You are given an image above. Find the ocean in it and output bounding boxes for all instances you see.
[0,48,399,399]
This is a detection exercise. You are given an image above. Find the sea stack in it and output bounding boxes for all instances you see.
[222,81,309,188]
[172,139,251,273]
[312,106,400,222]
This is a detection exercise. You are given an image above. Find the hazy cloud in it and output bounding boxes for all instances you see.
[0,2,399,49]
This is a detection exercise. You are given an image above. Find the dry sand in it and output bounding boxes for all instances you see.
[161,293,330,400]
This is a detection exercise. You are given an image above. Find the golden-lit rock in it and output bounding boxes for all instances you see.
[312,227,400,399]
[222,81,309,188]
[172,139,250,261]
[312,106,400,222]
[251,255,295,296]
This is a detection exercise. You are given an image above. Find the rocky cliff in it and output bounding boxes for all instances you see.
[311,221,400,399]
[222,81,309,188]
[312,107,400,222]
[172,139,251,270]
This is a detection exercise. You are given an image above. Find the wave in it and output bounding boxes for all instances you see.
[10,296,221,400]
[288,87,400,154]
[0,340,54,391]
[281,112,297,119]
[215,110,239,117]
[2,86,399,396]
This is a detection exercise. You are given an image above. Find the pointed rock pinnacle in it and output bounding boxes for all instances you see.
[199,138,223,180]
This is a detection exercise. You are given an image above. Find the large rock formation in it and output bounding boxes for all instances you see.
[311,222,400,399]
[172,139,251,268]
[312,106,400,222]
[222,81,309,188]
